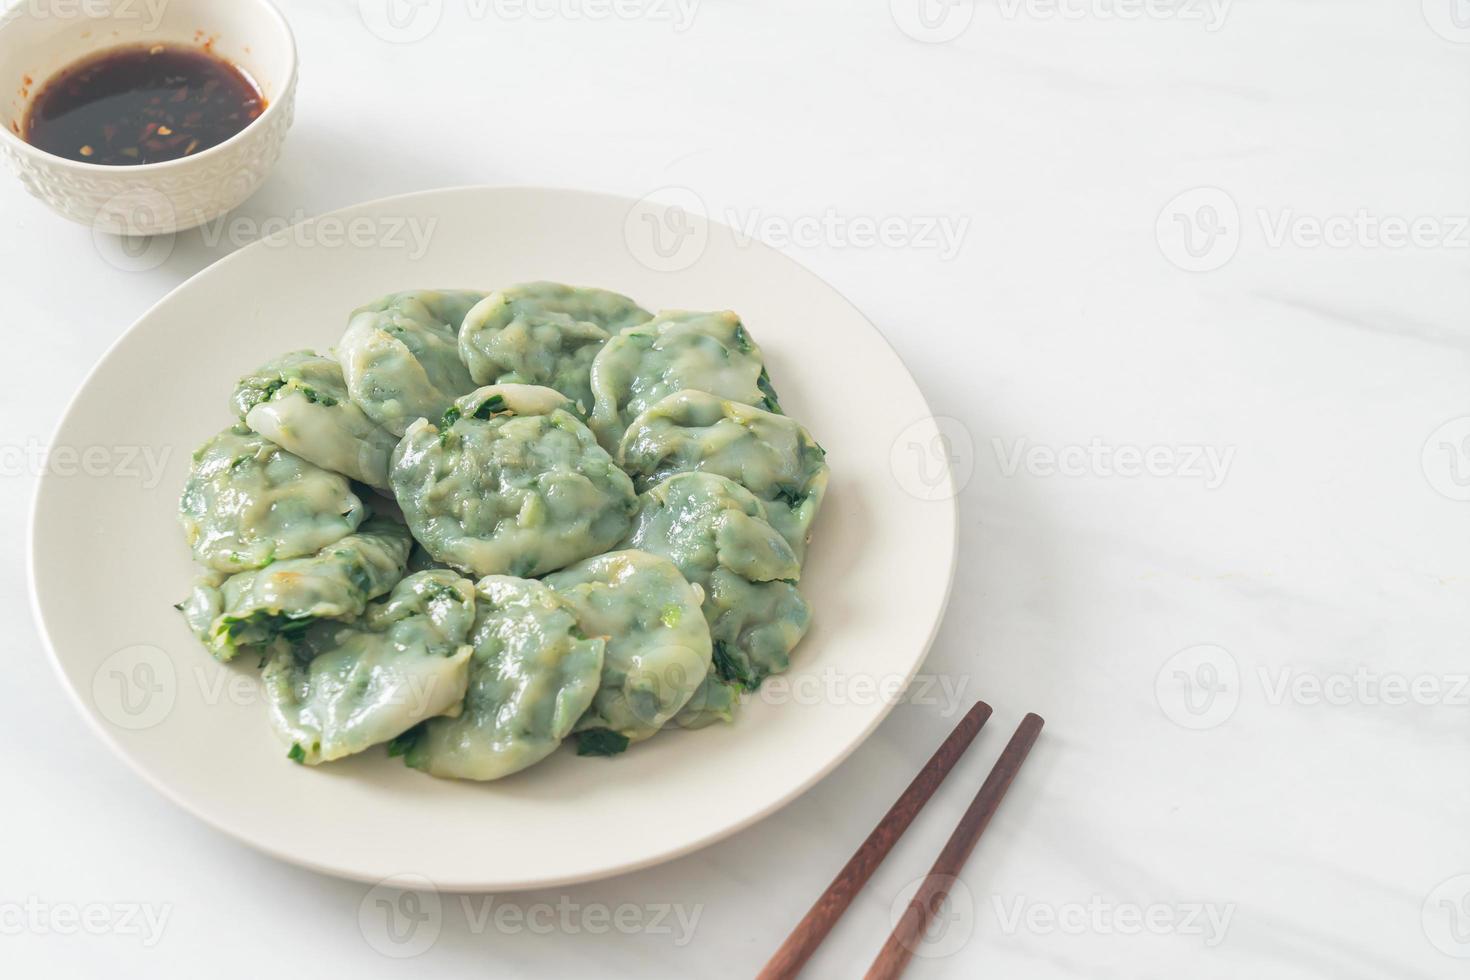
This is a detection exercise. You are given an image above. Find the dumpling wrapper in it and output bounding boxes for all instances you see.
[618,389,829,562]
[458,282,651,415]
[622,472,812,692]
[587,310,782,453]
[667,672,743,730]
[262,570,476,765]
[179,425,366,573]
[544,550,712,745]
[338,289,485,437]
[391,385,637,578]
[185,520,413,662]
[232,350,399,489]
[402,575,605,781]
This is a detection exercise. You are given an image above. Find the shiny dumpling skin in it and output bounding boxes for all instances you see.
[179,425,366,573]
[177,570,225,642]
[617,389,829,562]
[338,289,485,437]
[198,520,413,662]
[458,283,652,415]
[232,350,399,489]
[390,385,637,578]
[543,550,712,743]
[262,570,476,765]
[666,673,743,730]
[622,473,811,691]
[403,575,606,781]
[705,569,812,690]
[587,310,781,452]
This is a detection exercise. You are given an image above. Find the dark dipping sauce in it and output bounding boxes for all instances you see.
[25,43,265,166]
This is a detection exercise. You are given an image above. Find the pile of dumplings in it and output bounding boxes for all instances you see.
[175,284,829,781]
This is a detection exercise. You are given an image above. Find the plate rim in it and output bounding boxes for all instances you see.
[27,184,960,890]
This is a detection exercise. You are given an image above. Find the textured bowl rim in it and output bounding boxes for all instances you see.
[0,0,298,175]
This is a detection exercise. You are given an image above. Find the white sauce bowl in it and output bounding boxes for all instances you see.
[0,0,297,233]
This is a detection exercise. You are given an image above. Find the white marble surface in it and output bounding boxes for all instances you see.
[3,1,1467,976]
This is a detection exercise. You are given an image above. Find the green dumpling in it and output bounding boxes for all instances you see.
[587,310,781,452]
[232,350,399,489]
[622,472,811,692]
[391,385,637,578]
[618,389,828,562]
[179,425,366,573]
[185,520,413,662]
[458,282,652,415]
[543,550,713,746]
[338,289,485,437]
[401,575,606,781]
[263,570,477,765]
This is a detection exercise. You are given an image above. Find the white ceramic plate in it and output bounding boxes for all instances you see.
[29,187,957,890]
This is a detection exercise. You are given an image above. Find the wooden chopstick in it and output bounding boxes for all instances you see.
[865,712,1046,979]
[756,701,994,980]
